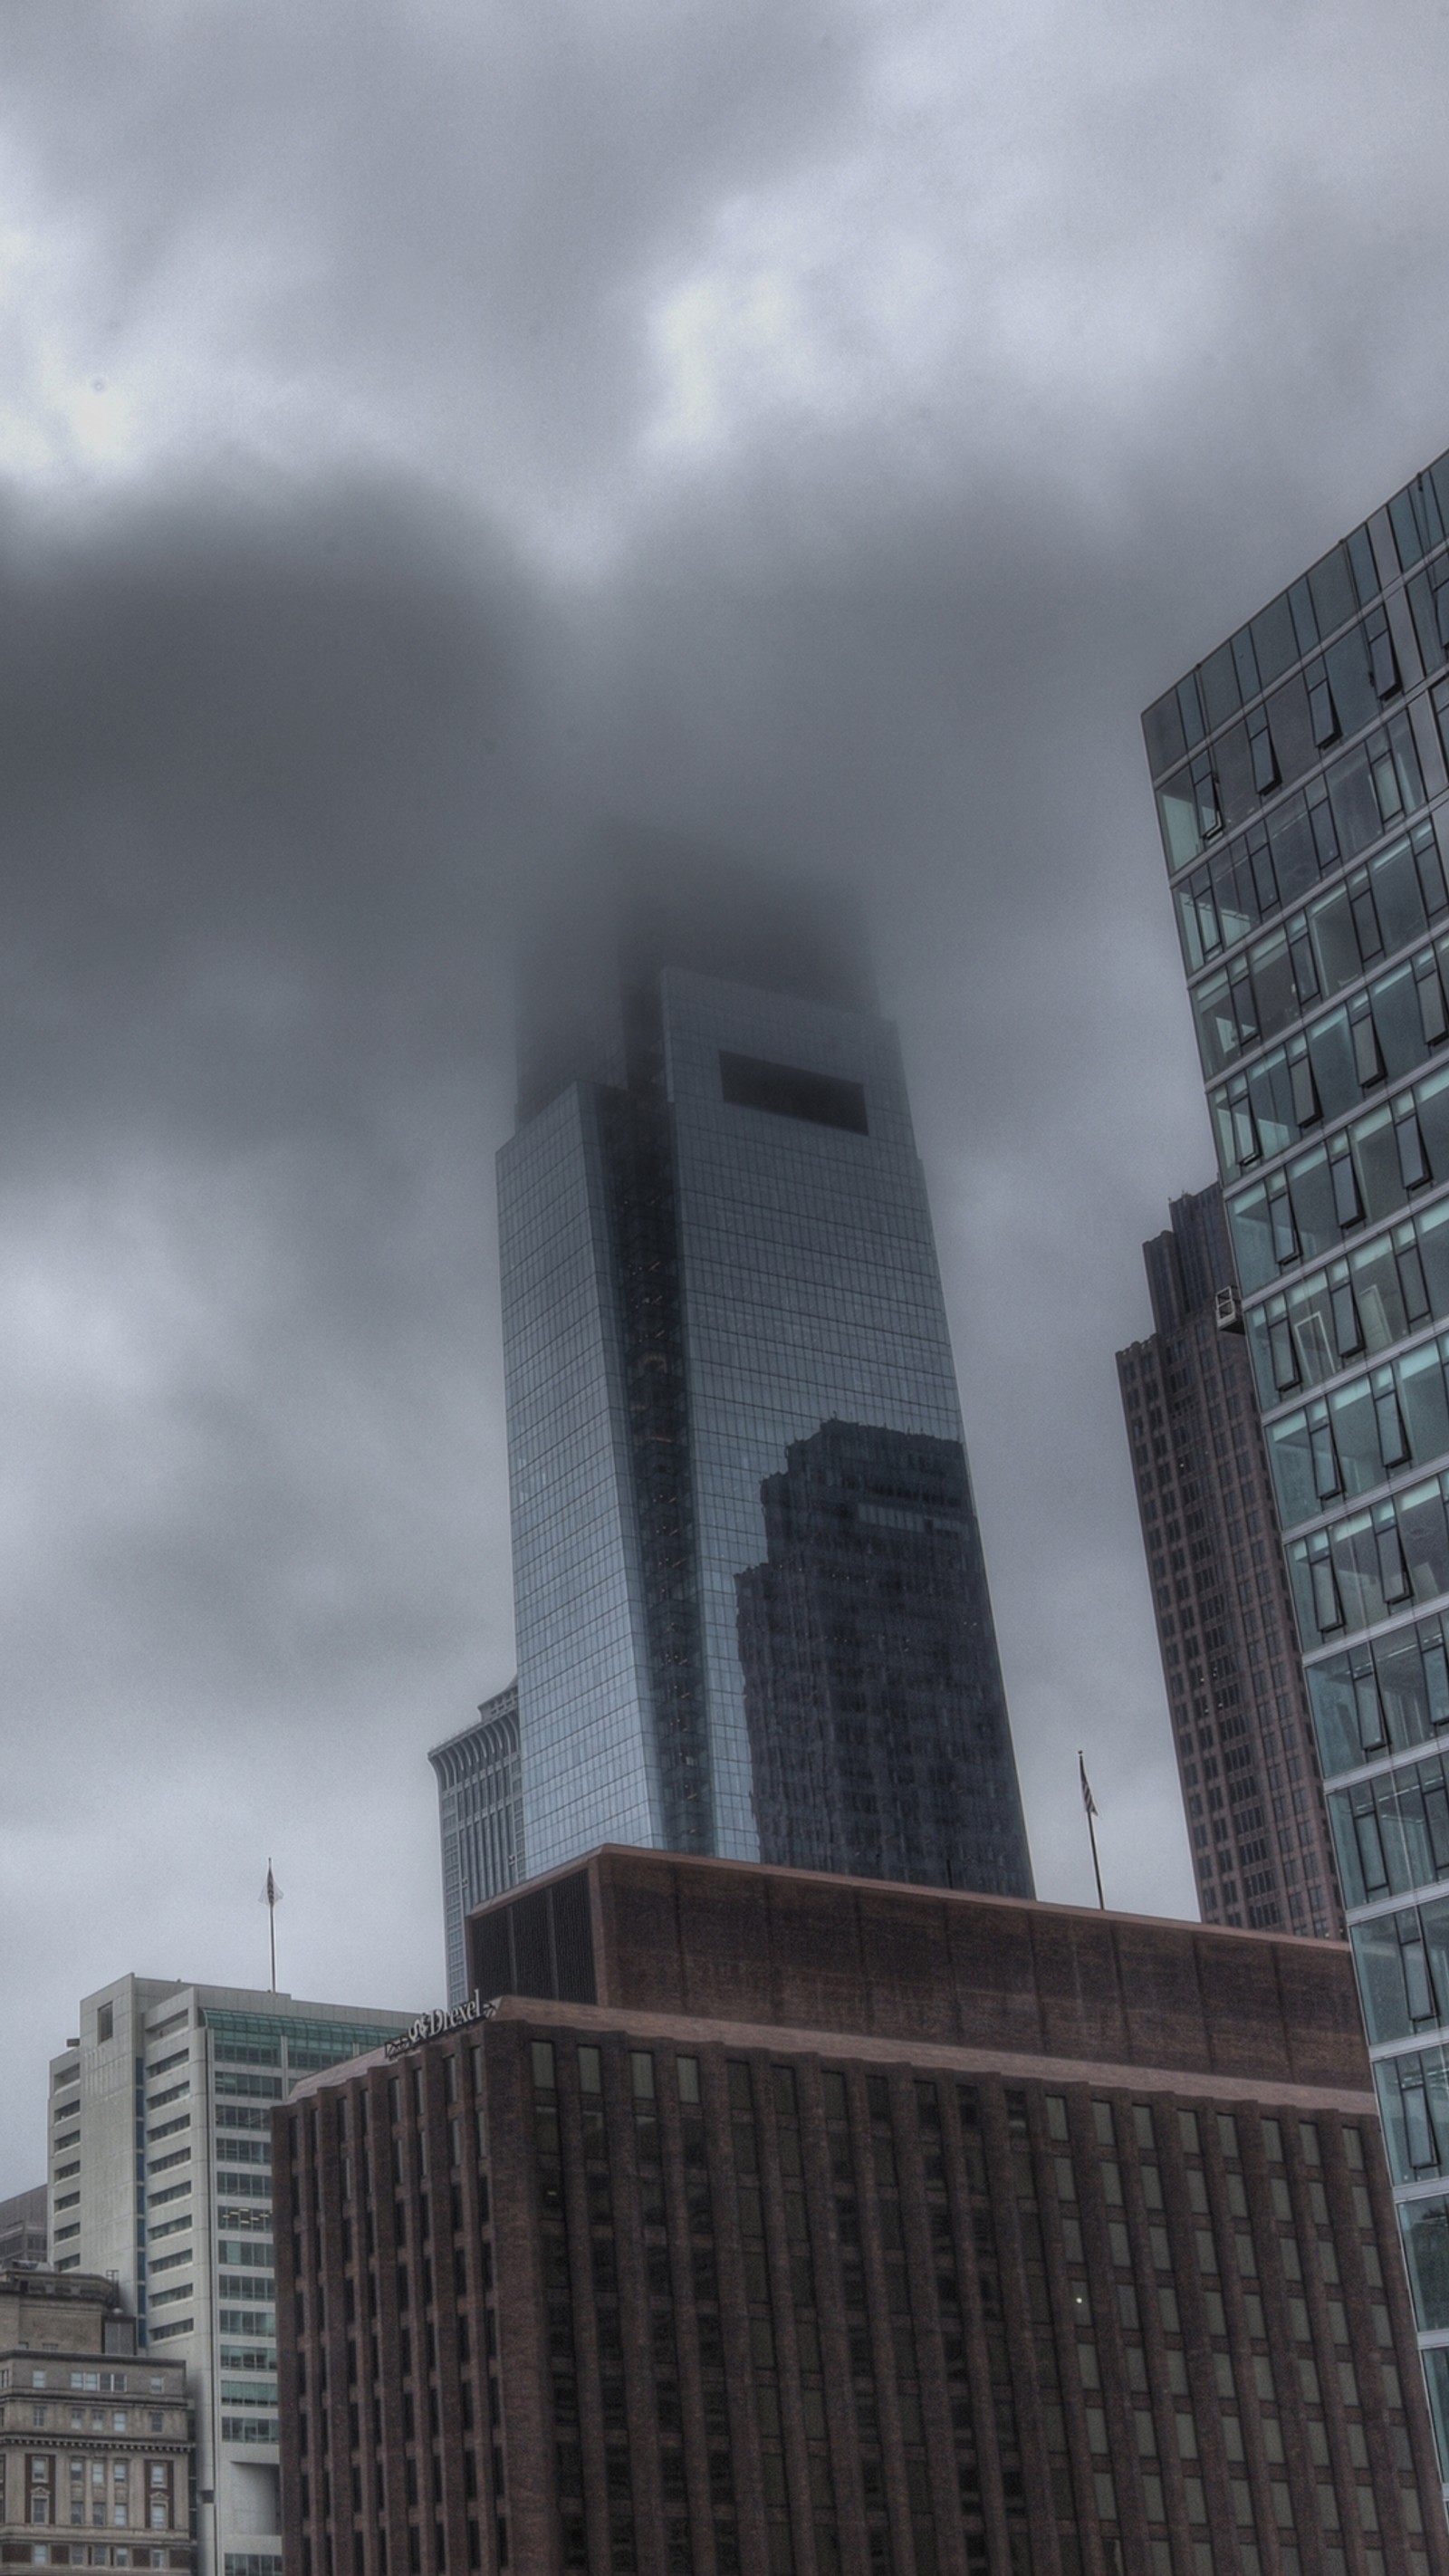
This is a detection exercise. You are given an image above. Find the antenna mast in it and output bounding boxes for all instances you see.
[261,1860,283,1993]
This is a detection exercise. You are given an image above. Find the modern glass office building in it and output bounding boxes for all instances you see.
[1144,445,1449,2483]
[497,867,1032,1896]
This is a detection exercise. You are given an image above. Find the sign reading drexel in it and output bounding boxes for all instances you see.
[384,1993,495,2061]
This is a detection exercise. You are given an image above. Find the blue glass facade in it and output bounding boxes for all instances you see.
[499,909,1032,1895]
[1146,447,1449,2486]
[736,1419,1032,1890]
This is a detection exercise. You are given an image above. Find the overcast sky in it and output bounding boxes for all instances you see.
[4,0,1449,2189]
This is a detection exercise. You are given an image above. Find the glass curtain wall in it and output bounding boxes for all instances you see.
[1145,446,1449,2491]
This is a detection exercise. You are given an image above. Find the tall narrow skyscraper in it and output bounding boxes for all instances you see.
[430,1681,524,2005]
[1117,1181,1342,1937]
[1143,446,1449,2475]
[498,860,1032,1896]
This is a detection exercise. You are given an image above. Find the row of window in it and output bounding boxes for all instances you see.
[1158,669,1418,874]
[1150,447,1449,796]
[0,2376,167,2399]
[1144,526,1380,780]
[534,2043,650,2574]
[1306,1616,1449,1780]
[8,2457,175,2530]
[13,2408,169,2436]
[1266,1330,1449,1533]
[284,2032,1415,2576]
[533,2045,1379,2574]
[1289,1470,1449,1648]
[1247,1198,1449,1406]
[530,2041,1376,2323]
[1192,818,1444,1076]
[1354,1894,1449,2045]
[1173,755,1432,979]
[1329,1742,1449,1909]
[1228,1065,1449,1292]
[1211,928,1449,1187]
[1377,2045,1449,2186]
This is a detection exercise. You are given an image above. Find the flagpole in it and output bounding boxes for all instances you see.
[1080,1754,1106,1911]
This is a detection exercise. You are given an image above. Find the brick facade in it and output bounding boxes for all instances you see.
[277,1851,1448,2576]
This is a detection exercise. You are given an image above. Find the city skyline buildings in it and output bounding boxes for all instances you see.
[1117,1181,1342,1939]
[47,1975,416,2576]
[497,862,1032,1898]
[1145,439,1449,2490]
[7,0,1449,2228]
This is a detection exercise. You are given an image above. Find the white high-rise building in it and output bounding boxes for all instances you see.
[49,1978,415,2576]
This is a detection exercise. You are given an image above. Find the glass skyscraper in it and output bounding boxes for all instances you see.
[1144,445,1449,2482]
[497,864,1032,1896]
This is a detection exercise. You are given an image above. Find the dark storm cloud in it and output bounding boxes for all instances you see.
[4,0,1449,2182]
[0,489,539,2150]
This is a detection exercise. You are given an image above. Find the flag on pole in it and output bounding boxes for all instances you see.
[1079,1752,1105,1908]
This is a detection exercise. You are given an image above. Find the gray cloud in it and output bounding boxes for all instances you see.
[3,0,1449,2185]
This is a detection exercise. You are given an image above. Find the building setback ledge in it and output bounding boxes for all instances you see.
[471,1990,1377,2115]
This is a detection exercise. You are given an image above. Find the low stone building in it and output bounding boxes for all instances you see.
[0,2264,191,2569]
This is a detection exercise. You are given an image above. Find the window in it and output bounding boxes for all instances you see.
[1310,677,1339,748]
[1250,717,1279,795]
[1368,610,1401,700]
[96,2004,114,2045]
[718,1052,868,1136]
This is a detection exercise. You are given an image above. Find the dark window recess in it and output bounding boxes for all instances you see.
[470,1871,596,2007]
[718,1053,868,1135]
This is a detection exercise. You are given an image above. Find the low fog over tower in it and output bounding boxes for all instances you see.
[497,849,1032,1895]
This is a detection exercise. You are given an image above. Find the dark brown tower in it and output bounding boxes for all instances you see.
[1118,1182,1342,1937]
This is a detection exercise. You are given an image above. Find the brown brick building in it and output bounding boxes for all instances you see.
[1118,1183,1341,1941]
[276,1850,1447,2576]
